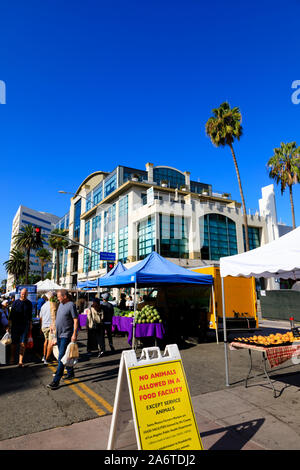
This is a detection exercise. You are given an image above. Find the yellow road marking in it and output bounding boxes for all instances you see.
[46,364,113,416]
[73,379,113,413]
[64,380,106,416]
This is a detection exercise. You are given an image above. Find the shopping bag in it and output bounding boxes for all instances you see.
[53,345,59,360]
[1,332,12,345]
[26,331,34,349]
[68,342,79,359]
[61,343,78,367]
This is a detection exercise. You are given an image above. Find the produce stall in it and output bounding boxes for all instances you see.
[112,305,165,346]
[98,251,213,348]
[230,331,300,397]
[220,226,300,389]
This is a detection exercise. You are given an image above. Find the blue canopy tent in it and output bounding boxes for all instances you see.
[77,279,98,289]
[98,252,214,347]
[99,251,213,287]
[99,261,127,282]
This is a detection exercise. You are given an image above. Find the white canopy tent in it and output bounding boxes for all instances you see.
[220,226,300,386]
[35,279,62,292]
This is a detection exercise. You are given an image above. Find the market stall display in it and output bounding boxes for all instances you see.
[229,332,300,397]
[99,251,213,348]
[112,305,165,346]
[112,315,165,346]
[220,225,300,388]
[232,331,298,347]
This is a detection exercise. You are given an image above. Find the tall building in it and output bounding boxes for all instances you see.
[7,205,60,291]
[53,164,284,289]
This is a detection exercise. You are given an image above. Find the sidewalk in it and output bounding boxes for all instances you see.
[1,378,300,450]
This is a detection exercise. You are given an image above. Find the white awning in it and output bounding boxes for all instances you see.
[220,226,300,279]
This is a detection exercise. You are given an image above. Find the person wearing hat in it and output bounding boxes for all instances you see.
[99,293,115,356]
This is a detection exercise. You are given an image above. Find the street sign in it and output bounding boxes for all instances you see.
[107,344,203,451]
[100,252,116,261]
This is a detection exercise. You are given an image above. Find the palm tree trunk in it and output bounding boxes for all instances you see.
[289,185,296,229]
[41,261,45,281]
[56,249,60,285]
[26,249,30,284]
[229,143,250,251]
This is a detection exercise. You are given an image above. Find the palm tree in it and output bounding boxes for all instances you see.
[48,228,69,284]
[4,249,26,287]
[205,101,249,251]
[36,248,52,281]
[13,225,44,283]
[268,141,300,229]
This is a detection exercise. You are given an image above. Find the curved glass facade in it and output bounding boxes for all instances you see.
[153,167,185,189]
[199,214,238,260]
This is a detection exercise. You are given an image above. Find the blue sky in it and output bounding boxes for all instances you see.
[1,0,300,282]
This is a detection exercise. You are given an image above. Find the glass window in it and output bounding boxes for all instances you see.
[73,199,81,241]
[119,195,128,227]
[138,216,156,260]
[200,214,237,261]
[190,182,211,195]
[160,214,189,259]
[63,248,67,277]
[91,239,101,271]
[93,183,103,206]
[91,215,101,270]
[243,226,261,251]
[122,168,146,183]
[104,173,117,198]
[118,226,128,263]
[118,195,128,263]
[153,167,185,189]
[86,191,92,211]
[103,204,116,262]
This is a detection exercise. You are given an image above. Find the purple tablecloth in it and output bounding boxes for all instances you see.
[112,316,165,345]
[79,314,87,328]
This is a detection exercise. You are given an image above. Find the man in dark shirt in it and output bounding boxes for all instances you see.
[98,293,115,357]
[8,288,32,367]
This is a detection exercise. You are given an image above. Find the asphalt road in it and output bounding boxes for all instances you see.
[1,321,299,441]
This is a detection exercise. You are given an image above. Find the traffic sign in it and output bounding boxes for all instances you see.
[100,252,116,261]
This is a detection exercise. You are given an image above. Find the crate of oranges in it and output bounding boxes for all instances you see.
[233,331,298,347]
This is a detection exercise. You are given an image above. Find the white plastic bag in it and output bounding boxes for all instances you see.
[61,342,78,367]
[1,332,12,345]
[52,345,59,360]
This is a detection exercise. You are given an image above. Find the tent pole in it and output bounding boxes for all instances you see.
[221,276,230,387]
[132,281,137,350]
[212,284,218,344]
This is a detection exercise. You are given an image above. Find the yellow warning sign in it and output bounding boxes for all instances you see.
[128,359,204,450]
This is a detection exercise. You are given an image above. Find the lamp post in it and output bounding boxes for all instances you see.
[58,190,92,206]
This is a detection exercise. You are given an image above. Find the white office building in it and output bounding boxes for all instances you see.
[52,163,289,290]
[7,205,60,291]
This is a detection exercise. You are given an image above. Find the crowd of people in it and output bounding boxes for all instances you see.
[0,287,155,391]
[0,288,117,391]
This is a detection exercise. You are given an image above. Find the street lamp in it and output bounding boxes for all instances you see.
[58,190,89,202]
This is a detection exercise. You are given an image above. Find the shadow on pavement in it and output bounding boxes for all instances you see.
[202,418,265,450]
